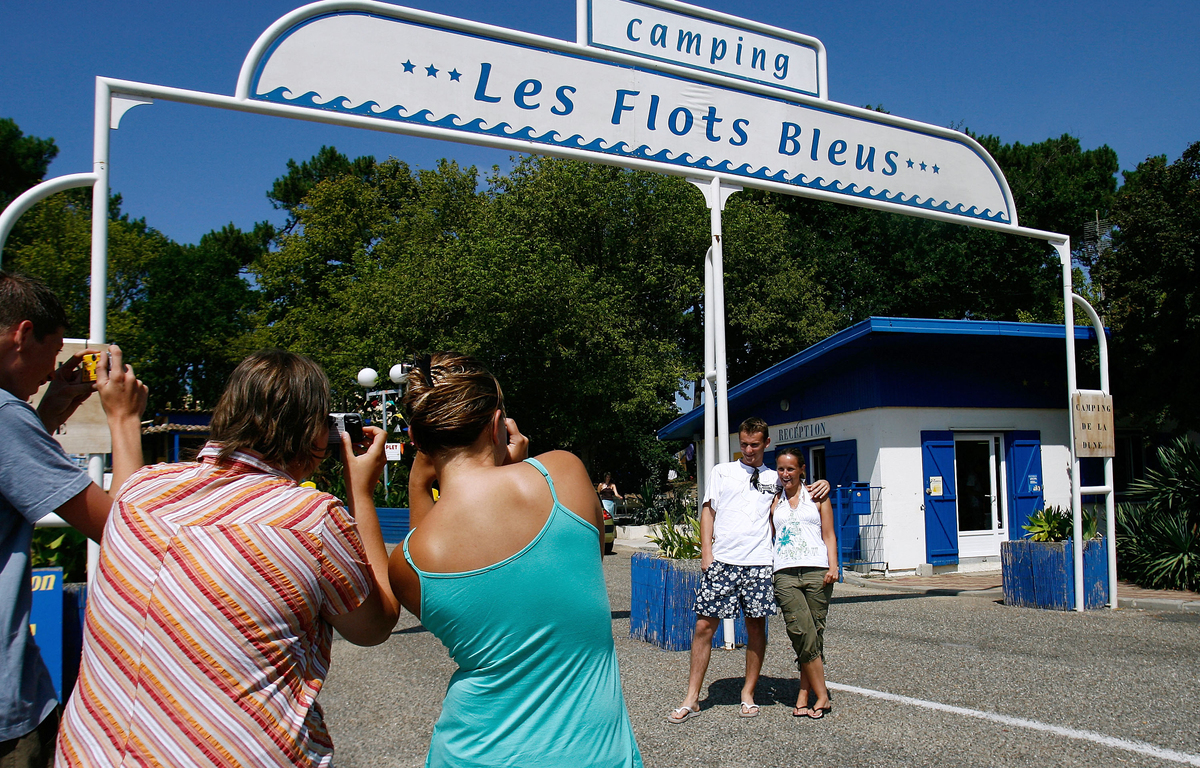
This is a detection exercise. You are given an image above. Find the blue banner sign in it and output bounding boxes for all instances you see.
[30,567,64,700]
[245,3,1016,225]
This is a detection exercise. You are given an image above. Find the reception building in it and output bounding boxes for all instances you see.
[658,317,1105,574]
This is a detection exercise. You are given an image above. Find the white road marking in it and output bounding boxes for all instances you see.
[828,682,1200,767]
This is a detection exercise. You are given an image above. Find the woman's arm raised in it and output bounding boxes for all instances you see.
[327,428,401,645]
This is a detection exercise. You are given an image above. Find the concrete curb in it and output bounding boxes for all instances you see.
[839,571,1002,599]
[1119,597,1200,612]
[841,572,1200,613]
[612,540,658,553]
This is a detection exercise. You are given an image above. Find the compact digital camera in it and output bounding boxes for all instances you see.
[80,351,107,383]
[327,413,365,446]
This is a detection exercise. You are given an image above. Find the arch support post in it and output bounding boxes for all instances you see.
[0,173,100,258]
[1071,292,1117,610]
[690,175,741,648]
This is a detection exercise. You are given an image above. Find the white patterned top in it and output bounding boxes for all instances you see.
[771,485,830,571]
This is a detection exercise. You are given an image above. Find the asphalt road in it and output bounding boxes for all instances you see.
[321,551,1200,767]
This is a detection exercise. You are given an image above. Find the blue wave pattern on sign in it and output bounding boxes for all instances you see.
[256,86,1009,224]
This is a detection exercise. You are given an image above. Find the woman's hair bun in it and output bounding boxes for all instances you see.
[403,351,503,456]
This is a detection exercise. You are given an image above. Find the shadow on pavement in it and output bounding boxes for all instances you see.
[832,592,945,605]
[704,676,801,710]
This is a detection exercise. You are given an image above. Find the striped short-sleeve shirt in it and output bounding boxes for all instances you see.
[57,443,374,767]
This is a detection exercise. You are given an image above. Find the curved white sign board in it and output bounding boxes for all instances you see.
[242,2,1016,226]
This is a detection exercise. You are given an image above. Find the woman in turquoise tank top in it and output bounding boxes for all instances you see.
[388,352,643,768]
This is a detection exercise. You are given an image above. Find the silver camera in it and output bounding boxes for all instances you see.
[327,413,365,446]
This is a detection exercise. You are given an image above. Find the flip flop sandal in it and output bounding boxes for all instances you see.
[666,706,701,724]
[792,707,811,718]
[739,702,760,718]
[807,706,832,719]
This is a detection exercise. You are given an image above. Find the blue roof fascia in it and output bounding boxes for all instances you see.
[657,317,1104,440]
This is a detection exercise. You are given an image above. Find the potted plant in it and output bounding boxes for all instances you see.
[630,494,751,650]
[1001,505,1109,610]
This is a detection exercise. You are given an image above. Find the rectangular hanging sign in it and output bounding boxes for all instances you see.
[582,0,823,99]
[244,3,1015,226]
[1071,390,1115,458]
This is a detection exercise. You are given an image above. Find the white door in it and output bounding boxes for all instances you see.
[955,434,1006,557]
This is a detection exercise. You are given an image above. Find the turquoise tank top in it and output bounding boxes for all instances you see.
[403,458,643,768]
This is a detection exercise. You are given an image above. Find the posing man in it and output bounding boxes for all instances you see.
[0,271,146,767]
[668,417,828,722]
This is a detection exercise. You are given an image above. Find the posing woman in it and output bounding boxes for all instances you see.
[57,349,399,766]
[770,447,839,719]
[389,352,642,768]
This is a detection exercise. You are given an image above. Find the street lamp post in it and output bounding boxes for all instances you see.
[357,363,412,492]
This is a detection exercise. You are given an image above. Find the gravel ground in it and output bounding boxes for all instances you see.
[322,551,1200,767]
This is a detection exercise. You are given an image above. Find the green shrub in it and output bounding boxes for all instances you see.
[308,454,409,508]
[31,527,87,582]
[628,479,696,527]
[648,507,701,560]
[1115,437,1200,591]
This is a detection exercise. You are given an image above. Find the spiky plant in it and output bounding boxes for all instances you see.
[1115,437,1200,592]
[1022,505,1097,542]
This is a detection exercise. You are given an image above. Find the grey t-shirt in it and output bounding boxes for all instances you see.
[0,388,92,740]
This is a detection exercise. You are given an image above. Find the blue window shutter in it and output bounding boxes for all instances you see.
[921,431,958,565]
[1005,431,1044,538]
[824,440,858,487]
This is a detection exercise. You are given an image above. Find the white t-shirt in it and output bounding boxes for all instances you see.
[703,460,779,566]
[771,485,830,571]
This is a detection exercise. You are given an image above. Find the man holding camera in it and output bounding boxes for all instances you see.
[0,271,147,767]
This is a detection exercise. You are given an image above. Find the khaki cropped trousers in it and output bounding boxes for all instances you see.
[773,567,834,667]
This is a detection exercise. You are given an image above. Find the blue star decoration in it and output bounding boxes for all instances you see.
[932,164,940,174]
[906,158,914,169]
[449,69,462,81]
[920,161,927,171]
[425,64,439,77]
[402,60,415,73]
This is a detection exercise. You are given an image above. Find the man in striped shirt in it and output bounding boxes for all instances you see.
[57,350,399,767]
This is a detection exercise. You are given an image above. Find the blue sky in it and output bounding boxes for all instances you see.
[2,0,1196,245]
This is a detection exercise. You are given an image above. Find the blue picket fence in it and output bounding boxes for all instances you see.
[377,507,411,545]
[630,552,754,651]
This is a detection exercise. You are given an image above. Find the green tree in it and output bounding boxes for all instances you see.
[4,148,265,411]
[6,190,168,339]
[267,144,377,234]
[118,223,269,409]
[1093,142,1200,431]
[763,132,1119,327]
[256,151,843,478]
[256,154,691,478]
[0,117,58,212]
[720,194,838,383]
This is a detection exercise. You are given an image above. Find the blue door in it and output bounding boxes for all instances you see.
[1005,431,1044,537]
[824,440,858,488]
[921,431,958,565]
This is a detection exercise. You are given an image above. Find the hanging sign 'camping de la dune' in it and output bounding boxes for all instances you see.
[245,2,1016,225]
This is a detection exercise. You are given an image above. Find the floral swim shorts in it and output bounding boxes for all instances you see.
[692,560,778,619]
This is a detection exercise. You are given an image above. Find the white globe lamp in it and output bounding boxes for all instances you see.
[356,367,378,388]
[389,363,411,384]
